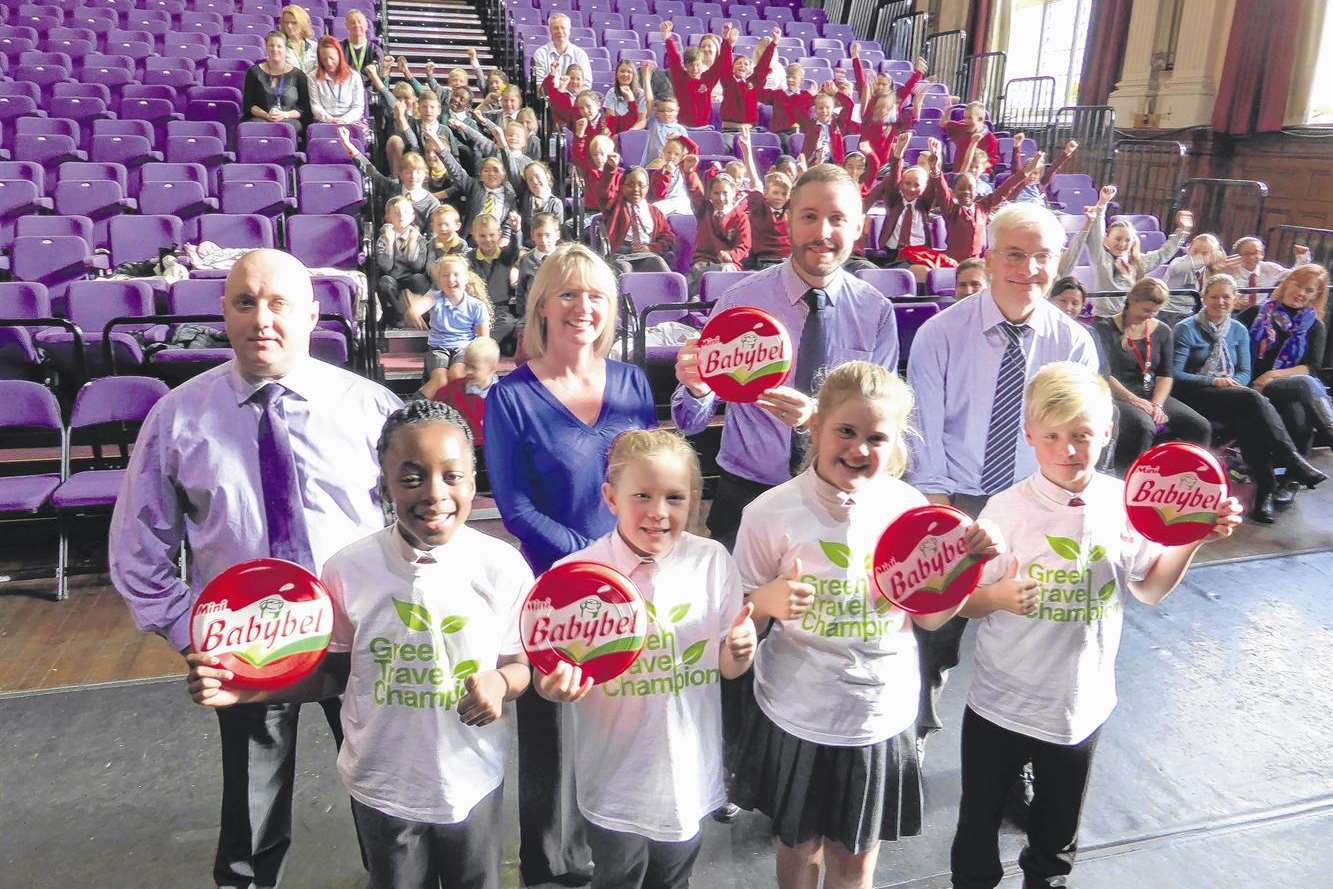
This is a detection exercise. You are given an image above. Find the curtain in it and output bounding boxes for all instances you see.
[966,0,994,56]
[1212,0,1305,134]
[1077,0,1134,106]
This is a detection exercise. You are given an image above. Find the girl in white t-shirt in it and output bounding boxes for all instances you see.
[731,361,1000,889]
[188,400,534,889]
[537,429,758,889]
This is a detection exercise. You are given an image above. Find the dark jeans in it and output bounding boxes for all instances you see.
[351,786,504,889]
[951,707,1101,889]
[491,304,521,356]
[1110,394,1211,476]
[586,822,703,889]
[517,693,591,884]
[1263,374,1329,454]
[913,492,987,737]
[1175,381,1301,489]
[377,273,431,327]
[613,252,671,276]
[214,698,346,889]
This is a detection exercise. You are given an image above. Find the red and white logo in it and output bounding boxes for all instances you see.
[697,306,792,403]
[872,505,987,614]
[521,561,647,684]
[1124,442,1227,545]
[189,558,333,690]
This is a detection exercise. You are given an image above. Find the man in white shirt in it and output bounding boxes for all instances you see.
[530,13,591,89]
[110,249,401,889]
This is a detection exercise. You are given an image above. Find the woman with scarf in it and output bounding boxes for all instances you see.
[1173,274,1327,522]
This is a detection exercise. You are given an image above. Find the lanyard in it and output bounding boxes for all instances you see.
[348,41,366,71]
[270,73,288,106]
[1127,329,1153,390]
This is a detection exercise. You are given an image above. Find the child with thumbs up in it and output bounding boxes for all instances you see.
[731,361,999,889]
[538,428,755,889]
[186,400,534,889]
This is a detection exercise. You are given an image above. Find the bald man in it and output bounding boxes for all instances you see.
[110,249,401,889]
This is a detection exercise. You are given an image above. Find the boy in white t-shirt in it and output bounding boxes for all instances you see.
[949,362,1241,889]
[188,400,533,889]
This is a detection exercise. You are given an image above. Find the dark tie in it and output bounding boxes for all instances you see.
[1068,497,1085,507]
[252,383,315,573]
[979,322,1028,494]
[896,204,914,248]
[790,288,830,475]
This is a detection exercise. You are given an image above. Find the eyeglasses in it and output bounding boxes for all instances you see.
[996,248,1056,267]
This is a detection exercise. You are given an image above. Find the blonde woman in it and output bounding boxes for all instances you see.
[280,4,317,74]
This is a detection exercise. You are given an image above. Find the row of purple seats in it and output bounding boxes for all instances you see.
[521,0,807,18]
[511,4,849,43]
[0,375,168,599]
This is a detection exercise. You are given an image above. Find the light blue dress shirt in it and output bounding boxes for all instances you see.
[109,359,402,651]
[906,292,1099,496]
[671,261,900,487]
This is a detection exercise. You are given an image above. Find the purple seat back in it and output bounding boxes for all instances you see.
[666,213,696,273]
[220,162,287,189]
[138,180,213,240]
[220,179,287,217]
[297,180,364,216]
[698,270,751,303]
[236,135,299,167]
[108,215,183,266]
[16,116,80,146]
[167,278,226,315]
[198,213,274,249]
[1111,213,1160,233]
[0,179,47,247]
[57,161,130,194]
[141,162,209,194]
[11,235,90,304]
[0,281,53,319]
[15,133,82,181]
[1138,230,1167,253]
[894,302,939,361]
[92,119,157,146]
[184,100,242,138]
[52,179,131,249]
[69,375,169,430]
[856,268,916,301]
[1054,187,1098,213]
[925,267,956,297]
[618,270,688,323]
[305,139,355,165]
[296,163,361,186]
[16,214,94,245]
[66,280,154,332]
[286,214,361,269]
[54,83,113,105]
[0,380,63,432]
[237,120,297,141]
[90,134,161,193]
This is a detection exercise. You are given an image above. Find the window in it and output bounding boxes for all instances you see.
[1002,0,1094,107]
[1305,5,1333,123]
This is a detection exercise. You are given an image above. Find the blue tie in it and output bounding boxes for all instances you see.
[790,288,830,475]
[252,383,315,573]
[979,322,1028,494]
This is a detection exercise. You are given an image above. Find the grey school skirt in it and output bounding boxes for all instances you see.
[732,702,924,854]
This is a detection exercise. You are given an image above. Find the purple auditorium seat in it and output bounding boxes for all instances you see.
[141,161,210,197]
[15,134,87,185]
[0,95,45,148]
[698,270,751,303]
[0,81,42,104]
[0,28,39,58]
[286,214,363,269]
[0,381,63,529]
[616,129,649,166]
[165,135,234,192]
[1049,173,1094,194]
[60,162,131,196]
[163,39,212,67]
[19,51,74,70]
[666,213,696,273]
[180,11,226,37]
[186,86,245,108]
[204,66,247,91]
[119,98,184,148]
[798,7,826,26]
[16,117,81,150]
[820,23,854,43]
[16,215,95,247]
[894,302,939,362]
[237,120,298,141]
[183,100,243,143]
[37,280,155,380]
[90,132,164,194]
[52,179,137,249]
[145,67,198,96]
[93,119,158,147]
[49,98,115,147]
[618,270,691,398]
[297,180,365,216]
[137,180,218,242]
[45,37,98,60]
[236,134,305,168]
[1138,230,1168,253]
[197,0,239,14]
[68,8,119,38]
[220,179,292,221]
[231,13,275,38]
[1054,187,1098,214]
[53,82,113,105]
[107,215,183,267]
[305,138,356,165]
[220,162,287,188]
[296,164,362,188]
[11,10,63,34]
[1112,213,1161,233]
[310,277,356,366]
[925,267,956,297]
[856,268,917,301]
[0,160,45,198]
[167,120,228,144]
[198,213,274,250]
[8,236,97,307]
[0,282,53,382]
[13,64,73,101]
[0,179,53,249]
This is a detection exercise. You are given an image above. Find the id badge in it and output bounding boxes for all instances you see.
[1143,372,1153,393]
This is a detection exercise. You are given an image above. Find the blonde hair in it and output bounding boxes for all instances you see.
[280,4,312,40]
[1273,262,1330,316]
[463,335,500,364]
[606,429,704,526]
[383,196,420,252]
[588,134,615,157]
[431,253,469,282]
[399,151,428,175]
[1124,276,1169,309]
[764,170,793,190]
[1025,361,1113,428]
[521,243,619,360]
[517,107,539,133]
[805,361,914,478]
[1202,273,1237,300]
[471,213,500,235]
[1105,218,1146,275]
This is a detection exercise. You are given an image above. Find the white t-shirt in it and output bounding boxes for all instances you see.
[734,469,926,747]
[324,524,532,823]
[969,472,1163,745]
[557,530,741,842]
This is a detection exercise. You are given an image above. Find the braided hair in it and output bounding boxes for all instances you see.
[376,398,475,469]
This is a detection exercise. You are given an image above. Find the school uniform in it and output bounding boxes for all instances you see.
[425,291,489,375]
[794,94,855,166]
[514,249,550,321]
[741,190,790,269]
[559,531,741,889]
[927,147,1029,263]
[376,229,432,327]
[684,171,751,294]
[358,156,442,231]
[756,88,814,141]
[664,36,731,128]
[951,472,1163,889]
[942,119,1001,172]
[433,376,494,446]
[863,155,949,269]
[851,57,920,164]
[732,469,926,853]
[438,148,519,242]
[1058,208,1188,317]
[596,165,676,276]
[324,524,533,889]
[427,235,471,266]
[719,41,777,129]
[468,239,522,355]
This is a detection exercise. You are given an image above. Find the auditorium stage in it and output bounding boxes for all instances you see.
[4,546,1331,888]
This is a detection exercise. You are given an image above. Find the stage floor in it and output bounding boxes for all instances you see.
[4,549,1330,889]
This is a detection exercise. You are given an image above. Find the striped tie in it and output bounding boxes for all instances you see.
[979,322,1028,494]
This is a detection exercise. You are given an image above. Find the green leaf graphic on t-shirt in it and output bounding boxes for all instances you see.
[819,540,852,568]
[392,598,433,632]
[1097,579,1117,602]
[874,595,895,614]
[680,639,708,666]
[667,602,692,624]
[644,600,659,624]
[439,614,468,634]
[1088,545,1106,563]
[1046,535,1082,561]
[452,659,479,681]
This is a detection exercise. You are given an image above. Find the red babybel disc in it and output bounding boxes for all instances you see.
[189,558,333,690]
[697,306,793,403]
[872,505,988,615]
[1124,442,1228,545]
[520,561,647,684]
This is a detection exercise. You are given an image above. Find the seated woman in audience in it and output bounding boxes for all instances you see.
[243,31,314,135]
[1222,236,1313,308]
[1162,233,1227,328]
[1238,263,1333,460]
[603,59,646,120]
[309,37,367,133]
[280,5,318,75]
[1048,275,1089,319]
[1062,184,1193,317]
[338,126,441,229]
[375,195,432,328]
[594,152,676,276]
[1173,274,1326,522]
[852,47,926,165]
[684,165,751,296]
[737,128,791,270]
[1093,278,1210,475]
[340,9,380,80]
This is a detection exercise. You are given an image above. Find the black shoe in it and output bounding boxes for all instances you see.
[1250,491,1276,523]
[1283,454,1327,489]
[550,873,593,887]
[711,802,742,823]
[1274,483,1298,507]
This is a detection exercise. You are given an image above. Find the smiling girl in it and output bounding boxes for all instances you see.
[731,361,999,889]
